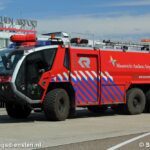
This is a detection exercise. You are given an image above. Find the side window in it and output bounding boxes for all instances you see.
[42,48,57,70]
[15,48,57,100]
[15,60,26,94]
[26,48,56,75]
[64,48,70,69]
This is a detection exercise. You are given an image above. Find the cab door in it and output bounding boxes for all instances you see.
[70,48,100,106]
[15,48,57,101]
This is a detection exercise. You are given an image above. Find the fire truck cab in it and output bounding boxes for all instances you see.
[0,34,150,121]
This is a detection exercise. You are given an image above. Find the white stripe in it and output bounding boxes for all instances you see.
[105,71,113,81]
[107,132,150,150]
[53,77,57,81]
[63,72,69,80]
[91,71,97,78]
[74,71,82,80]
[79,71,88,80]
[101,72,107,81]
[57,74,63,81]
[85,71,94,80]
[70,73,77,81]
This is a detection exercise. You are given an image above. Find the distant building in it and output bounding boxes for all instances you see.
[0,16,37,49]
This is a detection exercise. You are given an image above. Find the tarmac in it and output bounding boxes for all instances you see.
[0,108,149,149]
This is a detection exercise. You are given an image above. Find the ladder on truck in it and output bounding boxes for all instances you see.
[70,37,150,52]
[97,40,150,51]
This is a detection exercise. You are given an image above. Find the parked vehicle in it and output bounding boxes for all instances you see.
[0,33,150,121]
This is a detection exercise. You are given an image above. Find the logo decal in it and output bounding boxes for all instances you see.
[78,57,90,68]
[110,56,117,66]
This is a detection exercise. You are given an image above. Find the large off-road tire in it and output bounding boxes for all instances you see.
[125,88,146,115]
[6,102,31,119]
[43,89,70,121]
[145,90,150,112]
[87,106,107,113]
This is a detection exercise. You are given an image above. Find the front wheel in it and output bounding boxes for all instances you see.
[125,88,146,115]
[6,102,31,119]
[43,89,70,121]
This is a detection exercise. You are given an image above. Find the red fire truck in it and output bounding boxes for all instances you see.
[0,34,150,121]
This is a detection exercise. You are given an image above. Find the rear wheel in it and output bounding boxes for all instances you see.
[125,88,146,115]
[6,102,31,119]
[87,106,107,113]
[44,89,70,121]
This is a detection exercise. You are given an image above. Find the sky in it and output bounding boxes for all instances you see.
[0,0,150,41]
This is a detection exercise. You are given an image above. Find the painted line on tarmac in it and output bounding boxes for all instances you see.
[107,132,150,150]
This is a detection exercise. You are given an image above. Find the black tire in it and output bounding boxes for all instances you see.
[88,106,107,113]
[145,90,150,112]
[44,89,70,121]
[125,88,146,115]
[6,102,31,119]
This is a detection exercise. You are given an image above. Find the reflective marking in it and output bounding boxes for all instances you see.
[70,73,77,81]
[76,90,86,103]
[74,71,82,81]
[107,132,150,150]
[85,71,94,80]
[101,88,110,102]
[79,78,97,101]
[57,74,63,81]
[105,71,113,81]
[77,95,85,103]
[101,72,108,81]
[98,75,101,80]
[76,83,89,103]
[53,77,57,81]
[91,71,97,78]
[79,71,88,80]
[80,77,97,95]
[63,72,69,80]
[103,86,115,101]
[74,87,85,103]
[109,80,124,96]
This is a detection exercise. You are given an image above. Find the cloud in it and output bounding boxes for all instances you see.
[93,0,150,8]
[37,14,150,40]
[0,0,11,11]
[112,0,150,7]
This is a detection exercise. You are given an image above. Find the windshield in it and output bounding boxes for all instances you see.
[0,49,23,75]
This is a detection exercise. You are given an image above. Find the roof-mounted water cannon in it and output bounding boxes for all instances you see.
[49,34,64,45]
[70,38,89,46]
[43,32,70,46]
[70,38,81,44]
